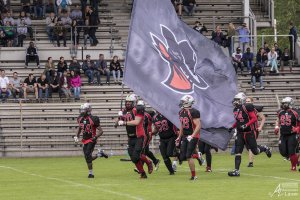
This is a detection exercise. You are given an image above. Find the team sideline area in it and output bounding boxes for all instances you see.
[0,153,298,200]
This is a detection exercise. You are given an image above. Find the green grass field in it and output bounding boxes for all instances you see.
[0,153,299,200]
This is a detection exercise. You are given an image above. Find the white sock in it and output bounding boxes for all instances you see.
[89,170,93,175]
[173,161,177,166]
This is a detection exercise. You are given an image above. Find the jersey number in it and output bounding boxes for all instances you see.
[180,117,190,129]
[280,115,291,126]
[155,120,169,132]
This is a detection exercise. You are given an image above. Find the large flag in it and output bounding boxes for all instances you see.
[124,0,237,150]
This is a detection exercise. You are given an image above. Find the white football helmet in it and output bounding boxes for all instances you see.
[136,100,145,106]
[80,103,92,115]
[232,92,247,107]
[281,97,294,109]
[179,95,195,108]
[125,94,138,110]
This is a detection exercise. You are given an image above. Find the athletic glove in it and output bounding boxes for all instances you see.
[187,135,193,142]
[274,126,279,135]
[118,120,125,126]
[74,136,79,143]
[240,125,247,130]
[292,126,300,134]
[92,136,97,142]
[118,111,123,117]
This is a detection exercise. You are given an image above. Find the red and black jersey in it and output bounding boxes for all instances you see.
[144,112,152,136]
[233,103,257,132]
[277,108,299,135]
[77,114,100,144]
[179,108,200,138]
[122,107,145,138]
[153,113,178,139]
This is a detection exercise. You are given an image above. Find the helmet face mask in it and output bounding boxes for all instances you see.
[281,97,294,110]
[80,103,92,116]
[179,95,195,108]
[232,92,246,107]
[125,94,137,110]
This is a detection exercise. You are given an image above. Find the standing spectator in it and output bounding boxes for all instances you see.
[242,47,254,73]
[80,0,87,20]
[227,22,236,57]
[86,5,99,46]
[44,56,55,81]
[70,70,81,100]
[48,71,60,98]
[82,54,95,85]
[23,73,38,100]
[16,11,33,39]
[110,55,121,84]
[95,53,110,84]
[57,0,72,15]
[45,0,58,16]
[16,19,27,47]
[37,73,49,101]
[3,21,15,47]
[232,47,243,74]
[211,25,224,46]
[69,56,81,75]
[25,41,40,67]
[90,0,99,18]
[83,19,92,48]
[59,70,72,99]
[193,21,207,35]
[53,18,67,47]
[267,47,279,74]
[182,0,196,16]
[251,63,264,92]
[0,69,10,101]
[57,56,68,77]
[171,0,182,18]
[45,12,57,43]
[256,47,268,72]
[71,19,80,45]
[281,48,291,72]
[289,22,298,60]
[9,72,24,99]
[237,23,250,53]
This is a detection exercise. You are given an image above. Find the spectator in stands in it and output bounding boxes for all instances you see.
[95,53,110,84]
[232,47,243,74]
[80,0,87,20]
[53,18,67,47]
[59,70,71,99]
[90,0,99,18]
[37,73,49,101]
[263,42,270,53]
[70,4,83,44]
[57,0,72,16]
[69,56,81,75]
[3,21,15,47]
[60,9,72,31]
[86,5,99,46]
[3,11,14,25]
[193,21,207,35]
[256,47,268,73]
[242,47,254,74]
[45,12,58,43]
[267,47,279,74]
[16,11,33,39]
[25,41,40,67]
[16,18,27,47]
[281,48,291,72]
[211,25,224,46]
[182,0,196,16]
[0,69,10,101]
[110,55,121,84]
[83,19,92,48]
[44,56,55,81]
[23,73,38,100]
[33,0,45,19]
[251,63,264,92]
[21,0,32,16]
[57,56,68,77]
[70,70,81,100]
[274,43,282,68]
[236,23,250,53]
[171,0,182,18]
[82,54,95,85]
[227,22,236,57]
[48,71,60,98]
[289,22,298,60]
[45,0,58,16]
[9,72,24,99]
[71,19,80,45]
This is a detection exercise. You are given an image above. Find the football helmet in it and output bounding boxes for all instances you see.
[179,95,195,108]
[125,94,138,110]
[136,100,145,114]
[232,92,247,107]
[281,97,294,110]
[80,103,92,115]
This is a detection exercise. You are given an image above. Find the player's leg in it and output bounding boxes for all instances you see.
[247,131,272,157]
[160,139,174,174]
[145,142,160,170]
[204,143,212,172]
[135,137,153,177]
[179,137,188,162]
[186,138,198,180]
[228,133,244,177]
[287,134,298,171]
[83,142,96,178]
[248,150,254,167]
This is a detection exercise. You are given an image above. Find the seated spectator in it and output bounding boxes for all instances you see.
[25,41,40,67]
[171,0,182,18]
[33,0,45,19]
[256,47,268,72]
[48,71,60,98]
[57,0,72,15]
[263,42,270,54]
[251,63,264,92]
[274,43,282,67]
[110,55,122,84]
[16,11,33,39]
[267,47,279,73]
[236,23,250,53]
[23,73,38,100]
[232,47,243,73]
[2,21,16,47]
[59,70,71,99]
[183,0,196,16]
[45,12,58,43]
[3,11,14,25]
[53,18,67,47]
[281,48,291,72]
[95,53,110,84]
[45,0,58,16]
[193,21,207,35]
[37,73,49,100]
[57,56,68,77]
[9,72,24,99]
[69,56,81,75]
[82,54,96,85]
[44,56,55,81]
[60,9,72,31]
[211,25,225,46]
[17,18,27,47]
[242,47,254,73]
[70,70,81,100]
[70,3,83,25]
[0,69,10,101]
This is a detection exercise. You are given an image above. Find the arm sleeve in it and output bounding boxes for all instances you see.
[92,116,100,127]
[246,111,257,127]
[191,109,200,118]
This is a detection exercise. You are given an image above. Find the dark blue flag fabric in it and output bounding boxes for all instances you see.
[124,0,238,150]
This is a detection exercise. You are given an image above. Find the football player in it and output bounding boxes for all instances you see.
[228,92,272,177]
[176,94,201,180]
[74,103,108,178]
[275,97,300,171]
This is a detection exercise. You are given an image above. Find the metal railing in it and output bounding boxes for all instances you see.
[250,0,274,24]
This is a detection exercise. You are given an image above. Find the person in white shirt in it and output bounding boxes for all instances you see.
[0,69,11,101]
[267,47,279,73]
[232,47,243,74]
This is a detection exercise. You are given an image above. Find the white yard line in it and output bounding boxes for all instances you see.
[0,165,143,200]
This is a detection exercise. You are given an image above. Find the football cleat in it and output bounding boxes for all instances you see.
[147,161,153,174]
[228,169,240,177]
[190,176,198,181]
[140,172,147,179]
[247,162,254,167]
[264,146,272,158]
[172,163,177,172]
[134,168,140,174]
[205,166,212,172]
[197,152,205,166]
[97,149,108,158]
[154,159,160,171]
[291,166,297,171]
[88,174,94,178]
[169,171,175,175]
